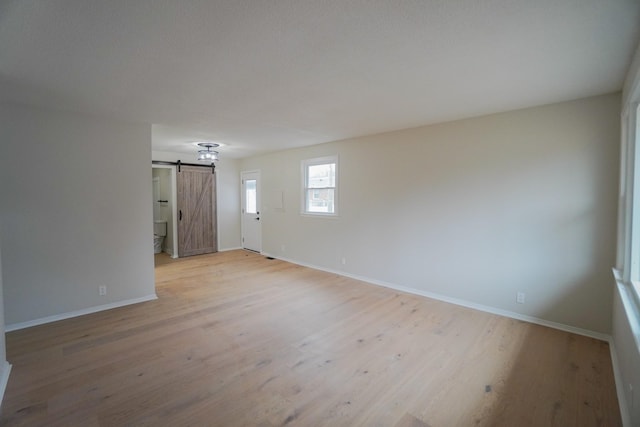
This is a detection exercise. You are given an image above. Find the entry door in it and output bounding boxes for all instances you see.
[177,165,217,257]
[241,171,262,252]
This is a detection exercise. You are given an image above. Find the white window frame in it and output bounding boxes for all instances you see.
[616,54,640,352]
[619,102,640,302]
[301,155,338,217]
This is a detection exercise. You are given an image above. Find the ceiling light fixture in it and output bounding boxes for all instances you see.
[196,142,219,162]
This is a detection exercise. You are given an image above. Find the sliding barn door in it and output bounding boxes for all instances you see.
[177,165,217,257]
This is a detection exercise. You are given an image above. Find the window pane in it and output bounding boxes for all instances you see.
[306,188,334,213]
[308,163,335,188]
[302,156,338,216]
[245,179,257,214]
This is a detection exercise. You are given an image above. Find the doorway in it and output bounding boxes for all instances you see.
[241,170,262,252]
[151,165,178,258]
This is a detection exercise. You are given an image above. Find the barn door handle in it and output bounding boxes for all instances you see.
[179,210,182,221]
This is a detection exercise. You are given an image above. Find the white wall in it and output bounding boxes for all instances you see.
[0,103,156,326]
[241,93,620,334]
[152,151,241,251]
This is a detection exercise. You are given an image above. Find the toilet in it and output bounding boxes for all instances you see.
[153,220,167,254]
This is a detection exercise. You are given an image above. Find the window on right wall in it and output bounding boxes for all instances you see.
[616,71,640,317]
[302,156,338,216]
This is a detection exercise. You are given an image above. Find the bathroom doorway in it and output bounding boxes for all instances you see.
[151,165,178,258]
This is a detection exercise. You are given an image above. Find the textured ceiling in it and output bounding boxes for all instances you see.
[1,0,639,158]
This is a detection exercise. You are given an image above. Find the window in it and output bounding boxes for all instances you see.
[616,57,640,328]
[618,102,640,305]
[302,156,338,215]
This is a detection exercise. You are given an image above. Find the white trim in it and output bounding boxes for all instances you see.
[627,104,640,282]
[262,251,611,342]
[623,41,640,106]
[218,246,243,252]
[300,213,341,220]
[615,276,640,354]
[0,361,11,408]
[611,271,640,426]
[152,164,179,258]
[240,170,262,253]
[170,166,178,257]
[609,340,632,427]
[5,294,158,332]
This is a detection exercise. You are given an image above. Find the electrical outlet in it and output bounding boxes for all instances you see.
[99,285,107,296]
[341,257,346,265]
[516,292,526,304]
[281,244,286,253]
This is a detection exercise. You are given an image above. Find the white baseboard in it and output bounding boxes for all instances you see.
[5,294,158,332]
[219,246,243,252]
[262,252,610,342]
[0,361,11,408]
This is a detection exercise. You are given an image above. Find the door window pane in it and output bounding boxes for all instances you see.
[245,179,257,214]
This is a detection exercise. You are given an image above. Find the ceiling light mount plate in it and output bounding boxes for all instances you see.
[196,142,220,149]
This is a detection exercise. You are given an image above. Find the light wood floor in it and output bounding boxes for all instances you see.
[1,250,621,426]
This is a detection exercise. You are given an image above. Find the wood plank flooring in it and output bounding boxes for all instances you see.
[1,250,621,426]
